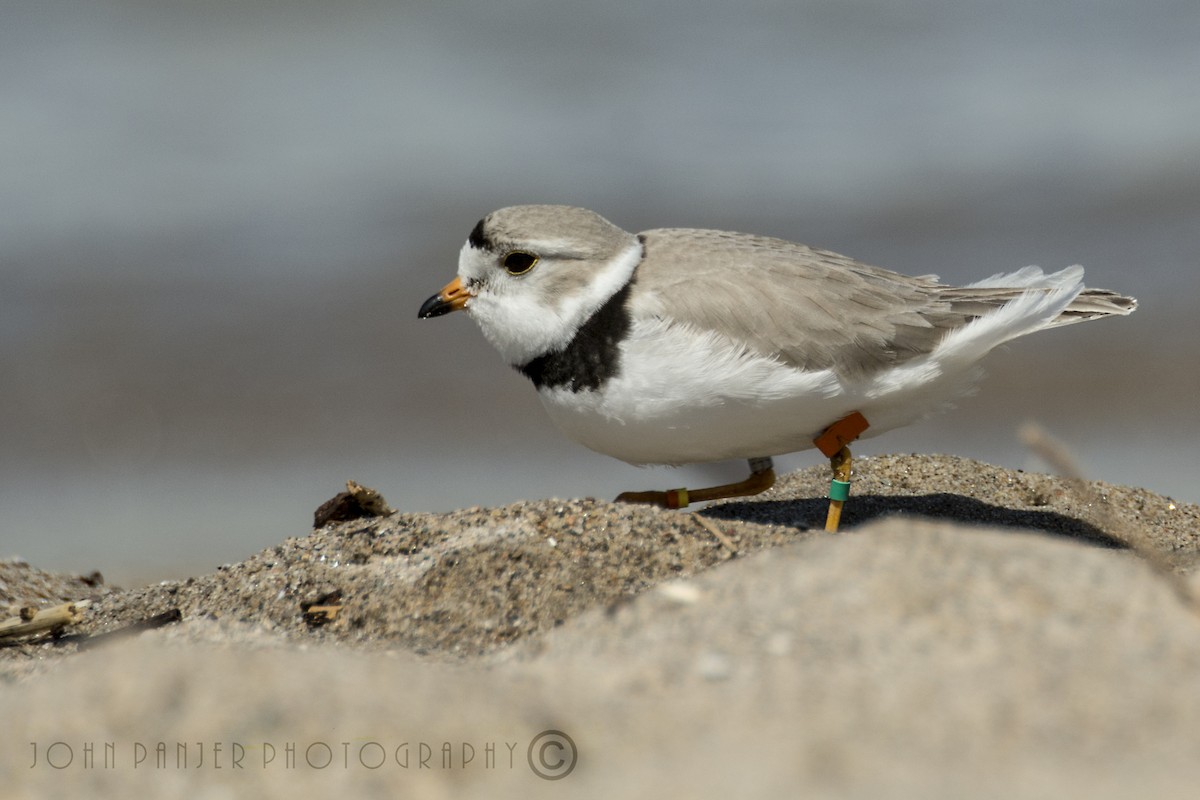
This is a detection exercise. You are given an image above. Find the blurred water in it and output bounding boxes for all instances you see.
[2,0,1198,584]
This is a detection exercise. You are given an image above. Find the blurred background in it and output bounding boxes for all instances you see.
[2,0,1197,585]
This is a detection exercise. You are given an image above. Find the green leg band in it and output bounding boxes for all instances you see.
[829,479,851,502]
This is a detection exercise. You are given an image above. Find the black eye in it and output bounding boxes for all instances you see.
[502,251,538,275]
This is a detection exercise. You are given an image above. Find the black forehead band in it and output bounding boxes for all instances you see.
[468,218,492,250]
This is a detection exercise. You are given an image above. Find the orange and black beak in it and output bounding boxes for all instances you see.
[417,276,471,319]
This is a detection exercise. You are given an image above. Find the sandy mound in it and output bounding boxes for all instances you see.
[3,454,1199,798]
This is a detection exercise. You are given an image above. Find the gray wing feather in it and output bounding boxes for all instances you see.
[632,229,965,376]
[630,229,1134,377]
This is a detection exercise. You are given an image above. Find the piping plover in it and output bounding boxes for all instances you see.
[419,205,1136,512]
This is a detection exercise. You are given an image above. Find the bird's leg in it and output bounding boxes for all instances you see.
[615,456,775,510]
[813,411,870,533]
[824,445,854,532]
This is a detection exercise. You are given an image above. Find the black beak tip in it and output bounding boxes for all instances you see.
[418,294,451,320]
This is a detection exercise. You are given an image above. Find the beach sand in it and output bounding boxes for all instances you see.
[3,453,1199,798]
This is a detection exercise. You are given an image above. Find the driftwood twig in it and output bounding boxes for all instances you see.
[0,601,90,641]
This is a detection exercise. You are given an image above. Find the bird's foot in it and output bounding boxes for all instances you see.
[616,457,776,509]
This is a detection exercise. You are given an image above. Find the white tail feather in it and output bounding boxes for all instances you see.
[965,265,1084,290]
[937,278,1084,367]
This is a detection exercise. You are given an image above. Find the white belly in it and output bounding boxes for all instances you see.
[535,318,982,465]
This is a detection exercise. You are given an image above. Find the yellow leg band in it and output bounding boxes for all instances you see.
[667,488,690,509]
